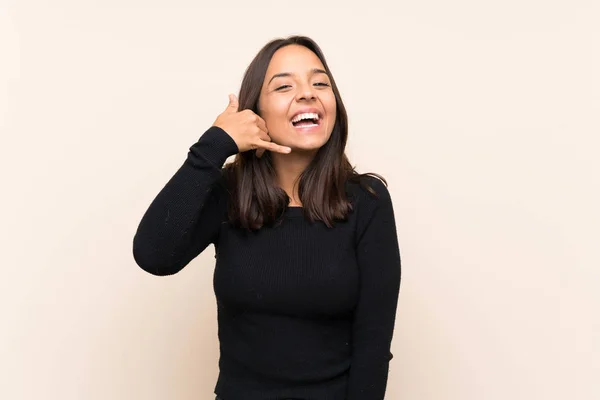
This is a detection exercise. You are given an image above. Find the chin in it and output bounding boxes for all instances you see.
[284,125,331,145]
[290,136,331,153]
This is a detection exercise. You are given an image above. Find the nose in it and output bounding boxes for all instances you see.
[295,82,316,102]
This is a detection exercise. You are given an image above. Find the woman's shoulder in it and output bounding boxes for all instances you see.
[345,172,391,207]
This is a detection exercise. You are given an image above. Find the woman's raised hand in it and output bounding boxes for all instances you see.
[213,94,291,157]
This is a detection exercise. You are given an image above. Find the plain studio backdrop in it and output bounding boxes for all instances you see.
[1,1,598,399]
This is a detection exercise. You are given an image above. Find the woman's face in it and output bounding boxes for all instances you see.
[258,45,337,153]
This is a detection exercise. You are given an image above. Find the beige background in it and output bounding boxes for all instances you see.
[1,1,599,399]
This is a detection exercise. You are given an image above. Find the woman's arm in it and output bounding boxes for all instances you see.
[346,177,402,399]
[132,126,239,276]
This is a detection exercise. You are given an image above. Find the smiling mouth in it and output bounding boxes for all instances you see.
[290,112,322,128]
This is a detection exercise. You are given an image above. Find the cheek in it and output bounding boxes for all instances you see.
[324,94,337,120]
[323,92,336,111]
[264,99,291,125]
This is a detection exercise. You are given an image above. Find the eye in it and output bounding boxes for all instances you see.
[275,84,292,91]
[314,82,330,87]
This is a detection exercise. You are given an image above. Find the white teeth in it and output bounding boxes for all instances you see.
[291,112,320,123]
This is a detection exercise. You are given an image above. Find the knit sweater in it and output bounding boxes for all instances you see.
[132,126,401,400]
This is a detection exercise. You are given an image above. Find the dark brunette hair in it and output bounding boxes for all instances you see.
[223,35,386,231]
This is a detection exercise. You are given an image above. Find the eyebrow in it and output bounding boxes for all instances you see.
[267,68,329,85]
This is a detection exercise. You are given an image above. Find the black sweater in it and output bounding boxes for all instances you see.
[132,126,402,400]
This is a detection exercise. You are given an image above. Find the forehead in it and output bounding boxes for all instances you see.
[265,45,325,76]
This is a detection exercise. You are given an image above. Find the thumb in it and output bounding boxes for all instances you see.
[226,93,239,113]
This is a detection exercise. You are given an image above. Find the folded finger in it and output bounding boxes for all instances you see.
[256,116,268,133]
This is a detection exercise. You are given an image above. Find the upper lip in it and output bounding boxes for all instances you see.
[290,107,323,121]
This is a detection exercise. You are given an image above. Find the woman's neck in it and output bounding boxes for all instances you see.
[271,150,315,206]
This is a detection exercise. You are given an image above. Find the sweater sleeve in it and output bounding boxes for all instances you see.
[346,177,402,399]
[132,126,239,276]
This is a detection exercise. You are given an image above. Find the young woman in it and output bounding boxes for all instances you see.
[133,35,402,400]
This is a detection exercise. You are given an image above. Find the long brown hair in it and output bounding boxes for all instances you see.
[223,35,386,231]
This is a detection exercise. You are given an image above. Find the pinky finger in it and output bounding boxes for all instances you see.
[266,142,292,154]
